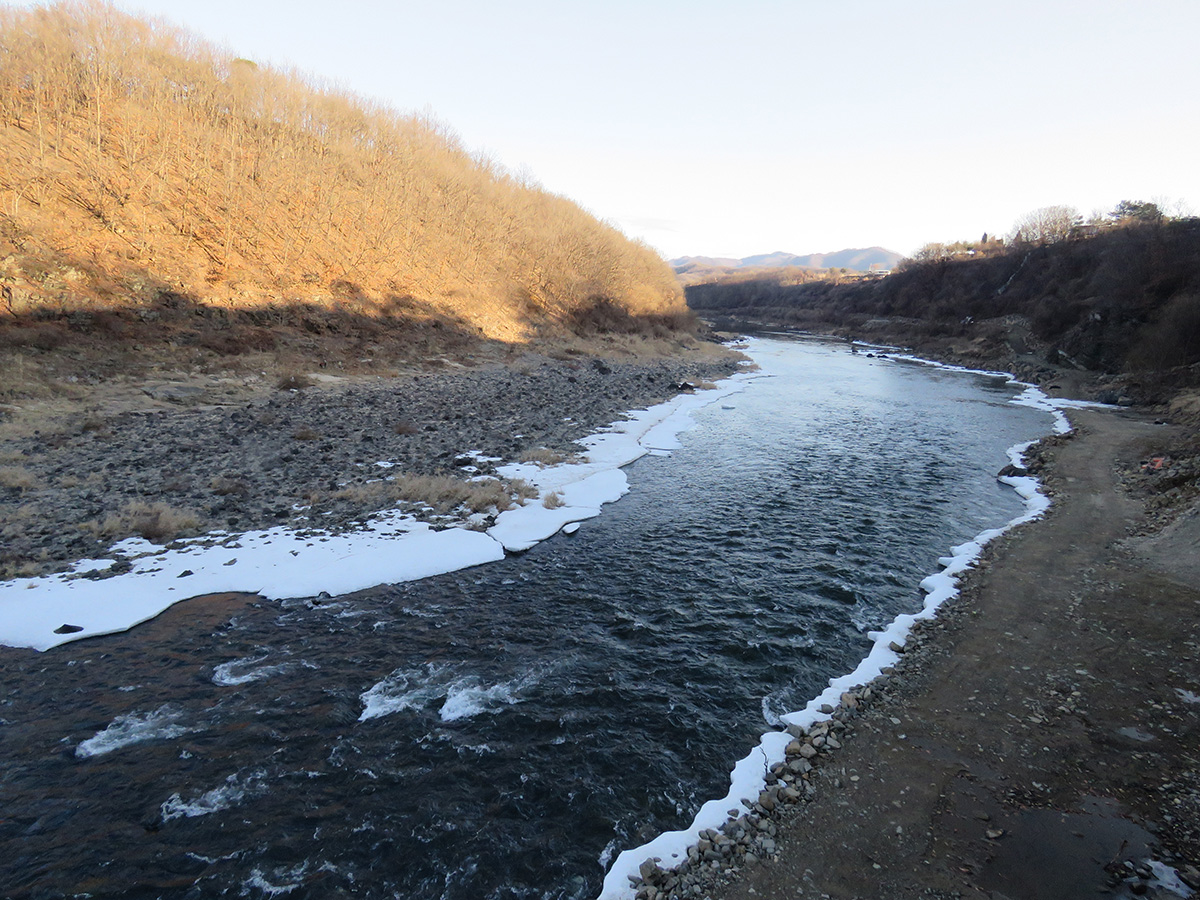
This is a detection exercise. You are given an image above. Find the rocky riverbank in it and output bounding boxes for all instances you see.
[0,344,744,580]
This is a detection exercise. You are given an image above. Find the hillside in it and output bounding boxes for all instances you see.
[0,2,692,397]
[687,220,1200,385]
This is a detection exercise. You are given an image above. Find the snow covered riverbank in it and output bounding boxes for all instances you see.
[0,371,753,651]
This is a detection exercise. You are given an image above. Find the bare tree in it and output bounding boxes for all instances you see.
[1009,205,1079,245]
[0,1,685,338]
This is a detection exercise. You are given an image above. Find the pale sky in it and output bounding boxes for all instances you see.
[45,1,1200,259]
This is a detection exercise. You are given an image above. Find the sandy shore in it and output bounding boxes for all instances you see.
[676,407,1199,899]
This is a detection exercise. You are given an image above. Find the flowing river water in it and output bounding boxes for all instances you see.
[0,337,1055,899]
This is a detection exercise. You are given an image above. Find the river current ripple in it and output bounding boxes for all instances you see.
[0,338,1053,899]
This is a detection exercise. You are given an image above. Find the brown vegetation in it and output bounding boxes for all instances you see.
[93,499,201,543]
[674,263,884,289]
[689,216,1200,377]
[519,447,575,467]
[325,473,537,517]
[0,465,40,490]
[0,1,690,390]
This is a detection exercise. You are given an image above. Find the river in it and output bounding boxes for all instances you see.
[0,336,1055,899]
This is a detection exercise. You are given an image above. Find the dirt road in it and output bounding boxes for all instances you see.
[710,407,1199,899]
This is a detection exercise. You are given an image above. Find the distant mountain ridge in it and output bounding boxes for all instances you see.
[672,247,903,274]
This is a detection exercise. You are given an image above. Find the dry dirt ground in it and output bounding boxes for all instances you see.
[702,407,1199,900]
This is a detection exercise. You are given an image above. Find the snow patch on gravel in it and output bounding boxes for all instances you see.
[0,374,753,652]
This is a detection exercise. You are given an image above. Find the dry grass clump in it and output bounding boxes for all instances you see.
[387,474,536,514]
[79,413,109,434]
[519,448,578,467]
[330,473,536,516]
[209,475,249,496]
[542,491,565,509]
[0,465,40,490]
[389,475,510,514]
[326,482,389,506]
[95,500,201,543]
[508,478,539,505]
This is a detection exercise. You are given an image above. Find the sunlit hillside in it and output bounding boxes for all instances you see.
[0,2,684,347]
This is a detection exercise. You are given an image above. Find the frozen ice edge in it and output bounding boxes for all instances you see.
[596,344,1114,900]
[0,371,757,653]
